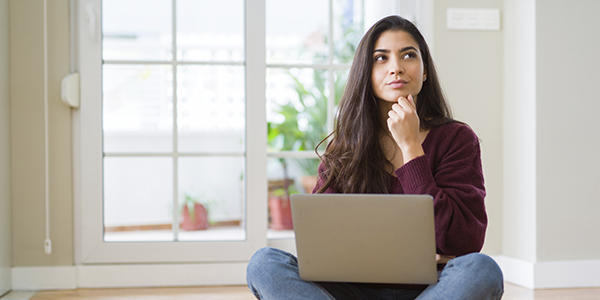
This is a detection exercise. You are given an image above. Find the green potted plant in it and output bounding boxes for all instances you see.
[266,70,329,230]
[180,193,211,231]
[268,183,300,230]
[267,67,348,193]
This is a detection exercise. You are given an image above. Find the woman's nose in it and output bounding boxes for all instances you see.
[389,67,404,76]
[390,69,403,75]
[389,59,404,75]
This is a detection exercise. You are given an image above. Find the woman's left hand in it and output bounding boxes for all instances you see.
[387,94,425,164]
[436,254,456,264]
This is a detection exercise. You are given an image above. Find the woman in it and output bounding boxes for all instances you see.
[247,15,504,300]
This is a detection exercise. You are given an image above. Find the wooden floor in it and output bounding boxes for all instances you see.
[25,283,600,300]
[502,283,600,300]
[29,286,255,300]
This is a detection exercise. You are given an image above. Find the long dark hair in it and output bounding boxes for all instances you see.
[316,15,454,194]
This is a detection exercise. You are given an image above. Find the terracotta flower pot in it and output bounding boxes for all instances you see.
[269,196,293,230]
[181,203,209,231]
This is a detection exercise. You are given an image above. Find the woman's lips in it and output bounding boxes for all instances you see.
[387,79,407,88]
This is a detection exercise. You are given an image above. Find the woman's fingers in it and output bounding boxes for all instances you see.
[388,95,415,121]
[408,94,415,107]
[388,104,402,119]
[397,94,416,111]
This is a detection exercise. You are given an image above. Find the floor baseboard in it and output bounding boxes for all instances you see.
[493,255,600,289]
[12,257,600,290]
[12,263,247,290]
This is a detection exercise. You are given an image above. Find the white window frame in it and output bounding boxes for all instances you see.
[75,0,266,264]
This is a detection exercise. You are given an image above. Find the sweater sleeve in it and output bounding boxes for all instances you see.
[394,125,487,256]
[312,162,337,194]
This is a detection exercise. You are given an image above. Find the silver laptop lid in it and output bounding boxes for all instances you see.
[290,194,437,285]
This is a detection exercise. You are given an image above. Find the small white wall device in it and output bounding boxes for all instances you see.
[61,72,80,108]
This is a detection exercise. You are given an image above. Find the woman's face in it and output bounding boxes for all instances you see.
[371,30,426,103]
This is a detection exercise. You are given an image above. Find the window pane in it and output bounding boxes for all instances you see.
[178,157,245,241]
[267,68,328,152]
[333,0,364,63]
[177,65,245,153]
[102,0,172,61]
[334,68,351,106]
[266,0,329,64]
[177,0,244,62]
[104,157,174,242]
[103,64,173,153]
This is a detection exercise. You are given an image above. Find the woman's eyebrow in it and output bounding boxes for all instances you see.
[373,46,418,54]
[373,49,390,54]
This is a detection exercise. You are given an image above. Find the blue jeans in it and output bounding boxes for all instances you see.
[247,247,504,300]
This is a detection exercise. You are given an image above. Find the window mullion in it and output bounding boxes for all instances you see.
[327,0,335,136]
[172,0,179,241]
[245,0,269,245]
[267,151,320,159]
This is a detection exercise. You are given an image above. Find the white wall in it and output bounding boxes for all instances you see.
[500,0,600,289]
[504,0,600,264]
[535,0,600,261]
[503,0,537,262]
[435,1,600,288]
[0,0,13,295]
[433,0,504,255]
[10,0,73,267]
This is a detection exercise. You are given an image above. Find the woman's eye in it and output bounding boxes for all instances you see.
[374,55,386,61]
[402,52,417,59]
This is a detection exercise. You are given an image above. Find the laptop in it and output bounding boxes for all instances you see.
[290,193,438,285]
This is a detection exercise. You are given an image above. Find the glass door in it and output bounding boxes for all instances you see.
[102,0,246,243]
[77,0,266,264]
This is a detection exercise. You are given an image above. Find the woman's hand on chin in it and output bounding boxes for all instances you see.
[387,94,425,164]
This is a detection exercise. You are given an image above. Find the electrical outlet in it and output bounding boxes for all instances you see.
[447,8,501,31]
